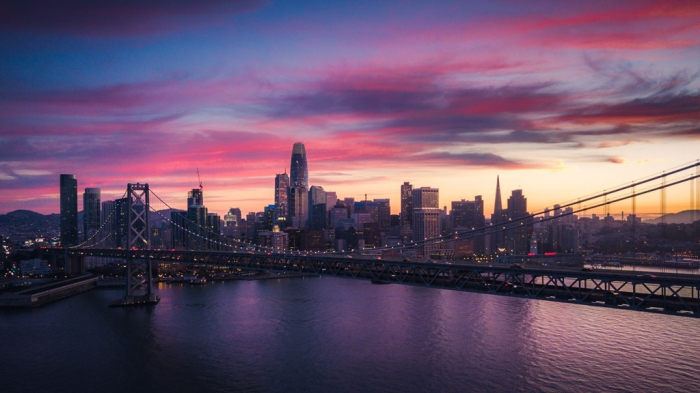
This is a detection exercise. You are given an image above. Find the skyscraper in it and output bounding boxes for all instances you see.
[494,175,503,214]
[288,186,308,228]
[506,189,532,255]
[60,174,78,247]
[374,198,391,232]
[187,188,203,207]
[308,185,327,230]
[490,176,508,254]
[290,142,308,189]
[274,172,289,222]
[400,182,413,229]
[412,187,440,258]
[288,143,309,228]
[83,188,101,242]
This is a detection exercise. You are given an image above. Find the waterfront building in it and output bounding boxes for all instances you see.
[83,188,101,242]
[60,174,78,248]
[20,258,52,276]
[257,225,288,251]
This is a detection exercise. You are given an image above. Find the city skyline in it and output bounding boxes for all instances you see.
[1,1,699,216]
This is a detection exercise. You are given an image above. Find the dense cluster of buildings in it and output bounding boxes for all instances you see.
[54,142,662,262]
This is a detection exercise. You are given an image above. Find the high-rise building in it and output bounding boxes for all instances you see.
[83,188,101,242]
[223,207,242,237]
[507,189,527,218]
[375,199,391,232]
[290,142,308,189]
[187,188,203,207]
[506,189,532,255]
[325,191,337,212]
[412,187,440,258]
[329,201,348,230]
[354,200,378,224]
[308,186,327,230]
[274,172,289,222]
[400,182,413,229]
[60,174,78,247]
[101,199,115,243]
[490,176,508,254]
[451,196,487,257]
[288,186,308,228]
[452,200,477,229]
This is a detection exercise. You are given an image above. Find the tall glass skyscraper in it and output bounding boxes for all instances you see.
[288,142,309,228]
[290,142,308,189]
[275,172,289,222]
[60,174,78,247]
[83,188,101,242]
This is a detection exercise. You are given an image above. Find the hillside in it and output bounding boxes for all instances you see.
[646,210,700,225]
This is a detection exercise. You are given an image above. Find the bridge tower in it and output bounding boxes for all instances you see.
[119,183,159,306]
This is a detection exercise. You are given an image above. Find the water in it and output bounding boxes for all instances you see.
[2,276,699,393]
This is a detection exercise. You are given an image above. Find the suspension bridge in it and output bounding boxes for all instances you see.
[41,160,700,317]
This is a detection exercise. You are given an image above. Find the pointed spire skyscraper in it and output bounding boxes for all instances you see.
[494,175,502,214]
[490,175,507,254]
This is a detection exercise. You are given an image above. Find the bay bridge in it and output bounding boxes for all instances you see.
[43,160,700,317]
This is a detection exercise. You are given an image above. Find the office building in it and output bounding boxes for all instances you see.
[83,188,101,242]
[275,172,289,222]
[288,186,308,228]
[400,182,413,229]
[290,142,308,189]
[309,185,327,230]
[60,174,78,247]
[412,187,440,258]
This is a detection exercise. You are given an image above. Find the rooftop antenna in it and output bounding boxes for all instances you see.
[197,168,203,190]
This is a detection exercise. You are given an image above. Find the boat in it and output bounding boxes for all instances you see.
[190,277,207,285]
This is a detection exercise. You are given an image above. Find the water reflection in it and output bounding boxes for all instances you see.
[2,277,700,393]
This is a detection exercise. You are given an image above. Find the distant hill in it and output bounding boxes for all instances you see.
[0,210,61,226]
[0,208,180,239]
[0,209,61,238]
[646,210,700,224]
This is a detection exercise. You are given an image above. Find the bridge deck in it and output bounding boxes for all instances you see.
[45,248,700,317]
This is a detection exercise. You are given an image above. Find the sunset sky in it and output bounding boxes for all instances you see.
[1,0,699,218]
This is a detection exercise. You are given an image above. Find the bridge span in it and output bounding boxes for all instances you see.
[46,248,700,318]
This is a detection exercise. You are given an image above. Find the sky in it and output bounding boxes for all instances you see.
[1,0,699,218]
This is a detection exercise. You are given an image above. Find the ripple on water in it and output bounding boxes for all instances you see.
[3,278,700,393]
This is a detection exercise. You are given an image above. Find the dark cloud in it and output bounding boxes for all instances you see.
[0,0,265,37]
[266,75,565,142]
[561,92,700,124]
[410,152,536,169]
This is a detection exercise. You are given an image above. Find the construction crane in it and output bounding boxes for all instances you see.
[197,168,203,190]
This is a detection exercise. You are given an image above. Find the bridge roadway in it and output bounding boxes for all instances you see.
[48,248,700,317]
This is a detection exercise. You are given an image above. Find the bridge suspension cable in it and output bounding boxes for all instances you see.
[373,165,700,254]
[70,189,127,249]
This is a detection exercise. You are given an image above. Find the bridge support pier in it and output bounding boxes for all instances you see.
[111,183,159,307]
